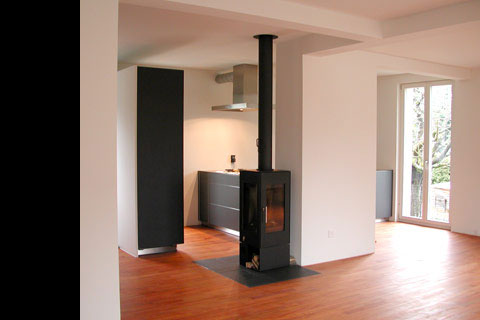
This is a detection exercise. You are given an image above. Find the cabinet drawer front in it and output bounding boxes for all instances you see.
[208,204,239,231]
[209,183,239,209]
[198,172,209,222]
[209,173,240,187]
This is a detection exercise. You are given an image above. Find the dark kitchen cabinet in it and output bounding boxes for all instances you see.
[117,66,184,256]
[198,171,240,232]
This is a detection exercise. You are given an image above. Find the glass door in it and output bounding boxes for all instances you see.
[265,184,285,233]
[400,81,452,227]
[260,172,290,248]
[401,85,425,220]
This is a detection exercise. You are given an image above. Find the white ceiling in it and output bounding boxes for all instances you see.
[368,21,480,68]
[118,4,306,70]
[119,1,479,71]
[284,0,468,20]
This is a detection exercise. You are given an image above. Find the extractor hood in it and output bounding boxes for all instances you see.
[211,64,258,112]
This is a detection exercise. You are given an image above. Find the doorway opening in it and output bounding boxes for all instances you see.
[399,81,453,228]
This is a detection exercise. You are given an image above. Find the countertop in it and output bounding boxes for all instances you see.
[199,170,240,176]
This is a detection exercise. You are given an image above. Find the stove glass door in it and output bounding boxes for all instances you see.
[265,184,285,233]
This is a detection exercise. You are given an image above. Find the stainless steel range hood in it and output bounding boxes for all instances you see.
[212,64,258,112]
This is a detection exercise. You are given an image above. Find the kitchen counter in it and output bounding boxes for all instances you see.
[205,170,240,175]
[199,170,392,230]
[198,171,240,234]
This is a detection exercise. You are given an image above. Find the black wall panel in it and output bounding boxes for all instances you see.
[137,67,184,249]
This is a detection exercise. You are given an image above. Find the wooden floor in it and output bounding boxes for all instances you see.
[119,222,480,319]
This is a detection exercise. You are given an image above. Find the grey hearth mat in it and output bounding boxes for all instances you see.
[194,255,319,287]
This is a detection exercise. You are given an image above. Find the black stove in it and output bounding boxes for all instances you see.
[239,35,291,271]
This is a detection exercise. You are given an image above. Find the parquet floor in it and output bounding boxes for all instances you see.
[119,222,480,319]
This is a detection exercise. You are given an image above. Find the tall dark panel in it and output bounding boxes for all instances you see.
[137,67,184,249]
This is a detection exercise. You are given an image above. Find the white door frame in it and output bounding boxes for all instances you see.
[397,80,453,230]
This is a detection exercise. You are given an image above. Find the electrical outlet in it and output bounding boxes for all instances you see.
[328,230,335,238]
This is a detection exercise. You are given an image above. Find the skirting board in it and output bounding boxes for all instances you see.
[202,223,240,237]
[138,246,177,256]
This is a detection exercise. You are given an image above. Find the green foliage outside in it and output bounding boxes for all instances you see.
[432,159,450,185]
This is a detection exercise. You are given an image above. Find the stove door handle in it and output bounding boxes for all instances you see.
[265,206,268,224]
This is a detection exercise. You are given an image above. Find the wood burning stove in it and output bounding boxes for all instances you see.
[240,170,290,271]
[239,34,291,271]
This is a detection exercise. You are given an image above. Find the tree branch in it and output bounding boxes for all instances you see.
[432,142,451,165]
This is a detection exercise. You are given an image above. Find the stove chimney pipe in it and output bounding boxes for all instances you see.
[254,34,277,171]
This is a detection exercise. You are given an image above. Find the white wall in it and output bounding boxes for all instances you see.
[117,66,138,256]
[276,40,304,264]
[276,34,359,265]
[450,68,480,236]
[278,40,474,266]
[184,68,267,226]
[80,0,120,319]
[301,52,377,265]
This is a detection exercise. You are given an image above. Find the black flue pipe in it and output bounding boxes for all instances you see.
[254,34,277,171]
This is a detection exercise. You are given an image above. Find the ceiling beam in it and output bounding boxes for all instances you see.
[302,1,480,65]
[120,0,383,41]
[368,51,471,80]
[382,0,480,38]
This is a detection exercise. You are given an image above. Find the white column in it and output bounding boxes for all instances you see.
[80,0,120,318]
